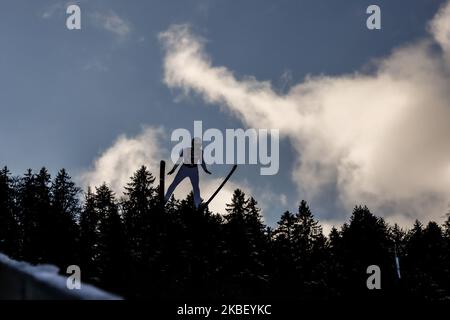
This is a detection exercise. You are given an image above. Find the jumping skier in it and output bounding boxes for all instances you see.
[164,137,211,208]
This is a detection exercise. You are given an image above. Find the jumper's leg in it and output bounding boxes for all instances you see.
[164,166,188,203]
[188,169,201,208]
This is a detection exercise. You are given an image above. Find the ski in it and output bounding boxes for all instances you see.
[201,164,237,209]
[159,160,165,208]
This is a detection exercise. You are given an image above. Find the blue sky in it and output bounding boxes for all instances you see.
[1,0,449,228]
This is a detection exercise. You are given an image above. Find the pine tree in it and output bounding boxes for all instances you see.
[164,192,196,298]
[420,222,446,299]
[223,189,248,288]
[122,166,157,263]
[390,223,406,248]
[244,197,269,284]
[168,191,225,299]
[404,220,435,298]
[50,169,80,268]
[273,211,296,243]
[293,200,321,258]
[272,211,297,297]
[327,226,344,297]
[328,227,341,251]
[389,223,406,275]
[443,214,450,296]
[444,214,450,240]
[0,167,20,257]
[225,189,247,222]
[79,187,100,283]
[121,166,159,298]
[291,200,326,297]
[222,190,268,298]
[34,167,53,263]
[339,205,392,298]
[19,168,52,263]
[95,184,128,294]
[310,229,329,294]
[18,169,36,261]
[406,220,424,266]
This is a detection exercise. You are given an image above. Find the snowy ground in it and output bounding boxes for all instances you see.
[0,253,122,300]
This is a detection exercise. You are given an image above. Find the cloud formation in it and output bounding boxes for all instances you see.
[159,2,450,226]
[40,4,131,39]
[40,3,64,19]
[91,10,132,38]
[80,127,165,194]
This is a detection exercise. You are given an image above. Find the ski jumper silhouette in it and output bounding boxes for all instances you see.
[165,138,211,208]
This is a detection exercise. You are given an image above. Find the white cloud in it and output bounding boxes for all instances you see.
[40,2,79,20]
[429,1,450,65]
[40,3,64,19]
[40,4,132,39]
[91,10,132,38]
[158,2,450,226]
[83,58,109,72]
[79,127,165,194]
[320,220,342,237]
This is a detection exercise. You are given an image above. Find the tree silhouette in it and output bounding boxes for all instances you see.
[123,166,157,263]
[404,221,447,299]
[291,200,327,298]
[443,214,450,294]
[121,166,161,298]
[272,211,298,298]
[94,184,128,294]
[0,166,450,301]
[0,167,19,257]
[338,206,393,299]
[221,189,269,298]
[19,168,53,263]
[50,169,80,268]
[79,187,100,284]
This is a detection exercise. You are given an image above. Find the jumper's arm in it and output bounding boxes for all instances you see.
[167,151,183,175]
[201,151,211,174]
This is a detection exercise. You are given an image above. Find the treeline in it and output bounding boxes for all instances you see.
[0,165,449,300]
